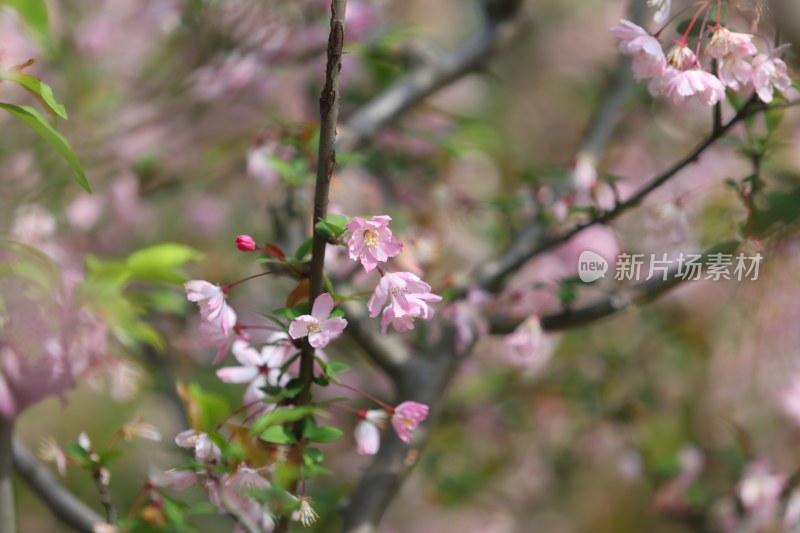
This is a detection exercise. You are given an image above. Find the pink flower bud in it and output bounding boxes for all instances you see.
[235,234,257,252]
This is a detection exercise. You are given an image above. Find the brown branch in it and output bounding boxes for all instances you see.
[341,301,413,382]
[340,331,459,533]
[297,0,348,408]
[279,1,348,531]
[12,439,105,532]
[338,0,525,152]
[470,97,773,294]
[488,241,741,334]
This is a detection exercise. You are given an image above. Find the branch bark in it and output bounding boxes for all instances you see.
[338,0,525,151]
[297,0,348,406]
[12,439,104,532]
[0,418,16,533]
[340,332,459,533]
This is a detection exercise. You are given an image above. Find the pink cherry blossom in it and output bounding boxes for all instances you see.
[355,409,387,455]
[288,293,347,349]
[391,401,429,444]
[346,215,403,272]
[235,234,256,252]
[217,338,290,416]
[610,20,666,81]
[666,43,697,70]
[149,469,199,491]
[367,271,442,334]
[664,69,726,106]
[504,316,555,372]
[175,430,221,462]
[648,65,679,96]
[185,280,232,334]
[719,55,753,90]
[445,287,490,354]
[737,462,786,518]
[752,50,793,104]
[705,26,757,59]
[198,306,243,364]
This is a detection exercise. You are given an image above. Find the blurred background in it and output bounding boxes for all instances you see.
[2,0,800,531]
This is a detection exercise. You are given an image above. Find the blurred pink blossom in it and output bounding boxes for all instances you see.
[391,401,429,444]
[185,280,232,334]
[0,346,76,420]
[355,409,387,455]
[665,70,726,106]
[752,48,793,104]
[175,430,221,462]
[503,316,555,372]
[610,20,666,81]
[368,271,441,334]
[737,462,785,519]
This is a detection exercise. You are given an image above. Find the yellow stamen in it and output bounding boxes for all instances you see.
[363,229,379,246]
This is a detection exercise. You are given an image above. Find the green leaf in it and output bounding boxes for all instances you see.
[0,72,66,119]
[304,447,324,465]
[294,237,313,260]
[260,426,296,445]
[314,220,336,239]
[0,0,49,44]
[185,383,230,432]
[307,425,343,443]
[326,213,349,229]
[125,243,203,284]
[0,103,90,192]
[65,443,90,465]
[765,106,784,136]
[250,406,315,435]
[303,417,343,443]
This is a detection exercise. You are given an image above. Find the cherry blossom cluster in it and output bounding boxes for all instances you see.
[174,214,439,525]
[346,215,442,334]
[611,2,794,107]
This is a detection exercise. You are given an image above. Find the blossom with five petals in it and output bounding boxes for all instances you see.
[288,293,347,349]
[346,216,403,272]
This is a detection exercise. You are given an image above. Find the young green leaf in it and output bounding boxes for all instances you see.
[0,72,67,119]
[260,426,297,445]
[0,103,90,192]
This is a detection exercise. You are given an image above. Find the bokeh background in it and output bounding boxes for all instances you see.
[2,0,800,531]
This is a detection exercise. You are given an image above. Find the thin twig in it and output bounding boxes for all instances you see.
[470,97,771,294]
[92,468,117,525]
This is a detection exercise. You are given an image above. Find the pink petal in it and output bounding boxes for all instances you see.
[355,421,381,455]
[216,366,259,383]
[289,315,316,339]
[311,293,335,320]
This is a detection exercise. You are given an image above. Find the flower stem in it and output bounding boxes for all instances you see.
[679,2,710,44]
[335,382,394,412]
[223,270,275,293]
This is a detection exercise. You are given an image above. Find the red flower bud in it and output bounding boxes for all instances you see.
[235,234,257,252]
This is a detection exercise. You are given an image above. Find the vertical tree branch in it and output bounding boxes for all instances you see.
[277,3,347,532]
[297,0,348,406]
[0,418,16,533]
